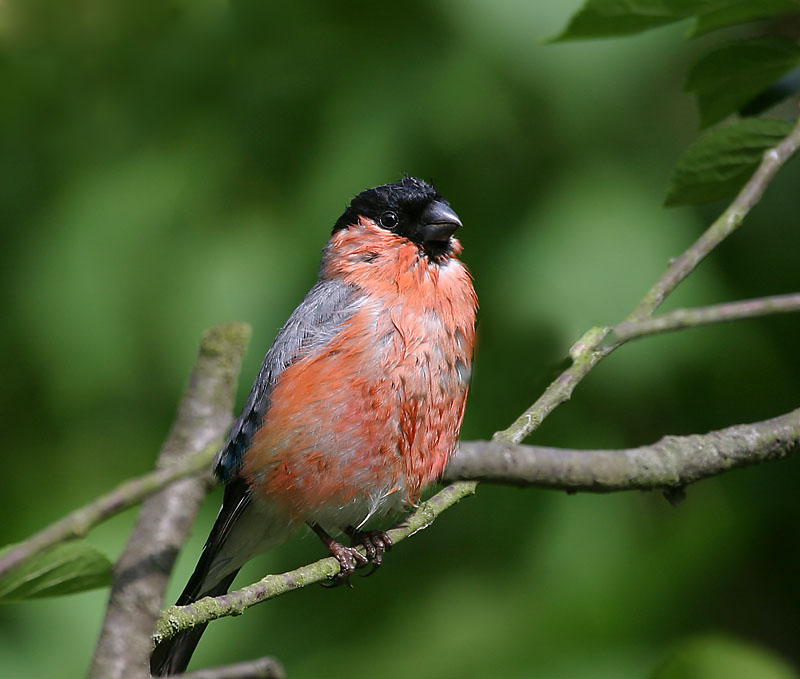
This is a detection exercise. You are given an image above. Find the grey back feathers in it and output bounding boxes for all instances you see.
[214,277,361,480]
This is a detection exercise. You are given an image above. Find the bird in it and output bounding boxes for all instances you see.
[150,176,478,675]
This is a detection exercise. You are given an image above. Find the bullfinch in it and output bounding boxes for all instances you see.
[151,176,477,675]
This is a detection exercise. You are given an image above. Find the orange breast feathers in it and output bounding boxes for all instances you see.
[242,218,477,527]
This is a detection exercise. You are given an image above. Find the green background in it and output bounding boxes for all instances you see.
[2,1,799,677]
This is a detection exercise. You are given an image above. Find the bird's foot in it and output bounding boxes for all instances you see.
[309,522,369,587]
[346,526,393,576]
[309,522,393,587]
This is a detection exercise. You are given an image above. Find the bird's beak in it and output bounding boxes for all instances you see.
[420,200,462,242]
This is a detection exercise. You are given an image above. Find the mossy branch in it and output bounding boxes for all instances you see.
[152,481,477,644]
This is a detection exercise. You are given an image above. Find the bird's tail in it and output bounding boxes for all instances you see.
[150,478,257,676]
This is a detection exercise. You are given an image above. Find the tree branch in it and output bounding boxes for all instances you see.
[170,657,285,679]
[495,114,800,446]
[153,480,477,644]
[444,408,800,490]
[607,292,800,344]
[492,325,609,445]
[89,322,251,679]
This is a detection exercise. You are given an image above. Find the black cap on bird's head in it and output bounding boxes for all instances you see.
[333,176,462,257]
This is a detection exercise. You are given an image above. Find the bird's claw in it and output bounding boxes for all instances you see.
[349,528,392,576]
[321,541,369,587]
[310,522,393,587]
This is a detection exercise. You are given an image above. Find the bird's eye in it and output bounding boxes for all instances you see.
[379,211,399,229]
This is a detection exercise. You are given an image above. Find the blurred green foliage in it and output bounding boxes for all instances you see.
[654,634,798,679]
[1,1,799,677]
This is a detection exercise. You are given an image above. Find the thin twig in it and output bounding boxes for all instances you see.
[153,481,477,644]
[89,322,251,679]
[608,292,800,344]
[492,326,610,445]
[171,656,285,679]
[628,116,800,320]
[445,408,800,489]
[495,115,800,446]
[0,442,219,581]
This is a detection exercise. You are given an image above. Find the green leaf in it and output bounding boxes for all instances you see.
[552,0,724,41]
[665,117,794,206]
[691,0,800,37]
[654,634,797,679]
[686,37,800,128]
[0,541,112,602]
